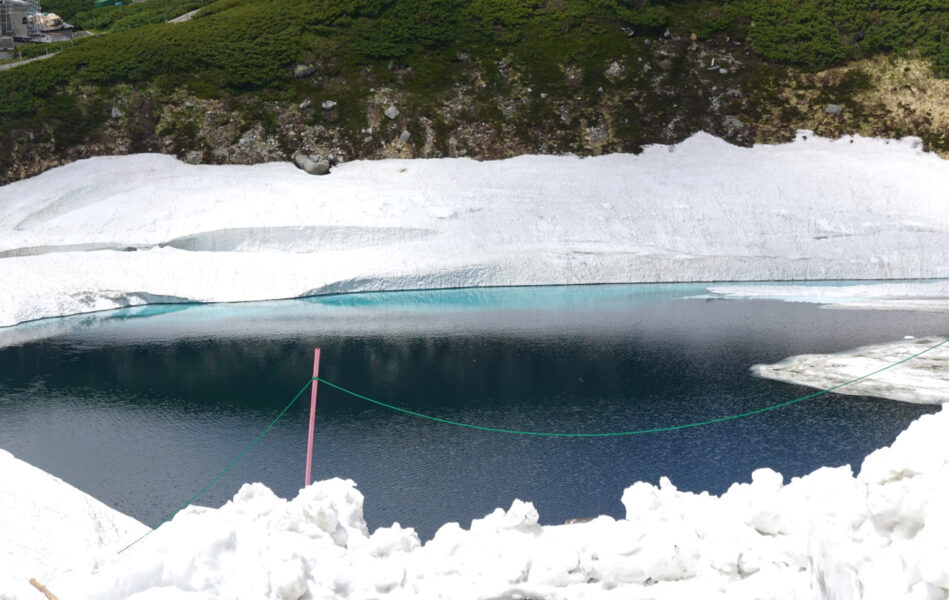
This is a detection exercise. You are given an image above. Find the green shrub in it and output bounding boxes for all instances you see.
[1,0,946,130]
[4,40,72,60]
[40,0,93,23]
[66,0,212,32]
[466,0,536,43]
[353,0,464,58]
[738,0,949,70]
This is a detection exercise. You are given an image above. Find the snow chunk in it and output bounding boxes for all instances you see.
[752,337,949,404]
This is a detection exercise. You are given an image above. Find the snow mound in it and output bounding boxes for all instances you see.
[1,131,948,327]
[707,281,949,315]
[0,449,148,600]
[33,406,948,600]
[752,337,949,404]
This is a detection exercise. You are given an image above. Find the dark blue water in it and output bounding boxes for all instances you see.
[0,284,944,540]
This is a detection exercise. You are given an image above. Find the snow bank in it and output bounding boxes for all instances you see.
[707,281,949,314]
[35,406,948,600]
[1,131,948,327]
[0,449,148,600]
[752,337,949,404]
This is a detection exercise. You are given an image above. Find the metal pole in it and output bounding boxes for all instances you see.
[304,348,321,487]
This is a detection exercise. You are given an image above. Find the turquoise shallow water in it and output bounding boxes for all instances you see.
[0,284,944,540]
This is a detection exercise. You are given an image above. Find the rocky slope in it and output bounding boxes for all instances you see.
[2,28,947,184]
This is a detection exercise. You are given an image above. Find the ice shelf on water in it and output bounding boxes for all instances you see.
[707,280,949,314]
[753,337,949,405]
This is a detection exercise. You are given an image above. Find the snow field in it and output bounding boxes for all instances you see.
[1,131,948,327]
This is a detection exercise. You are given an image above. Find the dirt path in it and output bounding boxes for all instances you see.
[0,52,56,71]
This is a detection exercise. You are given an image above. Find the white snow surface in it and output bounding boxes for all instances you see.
[0,448,148,600]
[1,130,948,328]
[707,281,949,314]
[753,337,949,404]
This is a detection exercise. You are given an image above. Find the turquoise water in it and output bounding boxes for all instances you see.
[0,284,944,540]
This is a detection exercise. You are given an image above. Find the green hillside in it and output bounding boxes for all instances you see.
[1,0,947,182]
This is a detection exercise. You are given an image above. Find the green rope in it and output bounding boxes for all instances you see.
[118,336,946,554]
[118,379,314,554]
[316,337,948,437]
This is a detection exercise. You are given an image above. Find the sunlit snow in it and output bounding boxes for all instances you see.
[753,337,949,404]
[1,131,947,328]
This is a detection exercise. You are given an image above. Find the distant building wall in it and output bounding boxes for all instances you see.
[1,0,31,40]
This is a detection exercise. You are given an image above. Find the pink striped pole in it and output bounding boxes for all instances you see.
[305,348,321,487]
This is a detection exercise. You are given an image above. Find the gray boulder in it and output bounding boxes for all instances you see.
[294,153,331,175]
[604,61,627,82]
[299,98,313,110]
[722,116,749,143]
[825,104,844,115]
[321,100,337,110]
[723,115,745,131]
[399,130,411,143]
[588,126,608,143]
[384,105,400,120]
